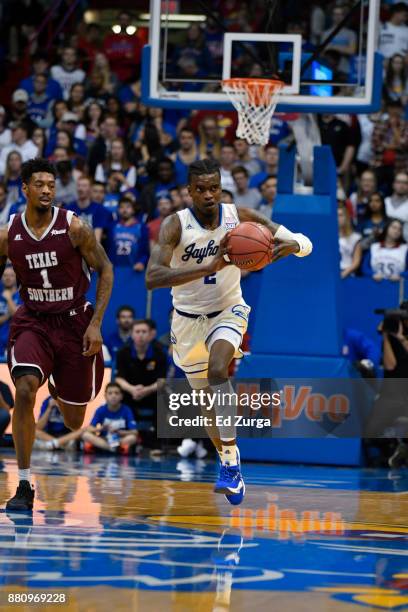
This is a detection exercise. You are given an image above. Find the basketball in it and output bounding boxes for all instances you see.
[227,222,274,271]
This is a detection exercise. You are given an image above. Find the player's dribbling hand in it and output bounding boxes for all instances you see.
[82,323,103,357]
[270,238,300,263]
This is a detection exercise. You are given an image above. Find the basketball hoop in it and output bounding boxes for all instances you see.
[222,78,284,146]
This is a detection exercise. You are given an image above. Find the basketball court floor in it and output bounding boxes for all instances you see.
[0,451,407,611]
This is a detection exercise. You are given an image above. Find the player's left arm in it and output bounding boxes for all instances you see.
[237,207,313,260]
[69,216,114,357]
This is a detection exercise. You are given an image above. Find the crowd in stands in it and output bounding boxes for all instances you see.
[0,1,406,457]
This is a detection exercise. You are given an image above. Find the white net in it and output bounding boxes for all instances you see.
[222,79,284,146]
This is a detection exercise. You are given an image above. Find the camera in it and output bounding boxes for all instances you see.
[375,301,408,334]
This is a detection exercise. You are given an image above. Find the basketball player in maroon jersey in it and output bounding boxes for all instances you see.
[0,159,113,510]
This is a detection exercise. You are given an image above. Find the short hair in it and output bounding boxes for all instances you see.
[145,318,157,331]
[132,319,149,330]
[92,180,106,189]
[179,127,195,137]
[188,158,220,183]
[390,3,408,16]
[105,382,122,394]
[221,189,234,199]
[231,165,249,178]
[21,158,56,184]
[260,175,277,189]
[116,305,135,317]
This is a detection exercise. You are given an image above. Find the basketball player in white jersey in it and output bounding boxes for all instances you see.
[146,159,312,505]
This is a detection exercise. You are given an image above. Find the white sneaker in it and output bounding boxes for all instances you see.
[177,438,197,457]
[195,441,208,459]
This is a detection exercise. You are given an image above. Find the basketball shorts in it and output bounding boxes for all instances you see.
[7,302,104,405]
[171,301,250,388]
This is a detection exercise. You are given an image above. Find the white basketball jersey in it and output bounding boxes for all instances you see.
[171,203,242,314]
[370,242,408,278]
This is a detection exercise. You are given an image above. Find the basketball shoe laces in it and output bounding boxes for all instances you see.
[219,462,240,484]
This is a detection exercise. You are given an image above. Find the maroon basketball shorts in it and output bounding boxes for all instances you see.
[7,302,104,405]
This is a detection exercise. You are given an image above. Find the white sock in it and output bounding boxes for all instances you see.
[221,444,238,466]
[18,469,31,484]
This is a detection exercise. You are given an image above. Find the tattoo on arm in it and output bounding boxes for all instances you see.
[69,217,113,326]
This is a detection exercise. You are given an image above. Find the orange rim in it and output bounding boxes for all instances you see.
[222,78,284,106]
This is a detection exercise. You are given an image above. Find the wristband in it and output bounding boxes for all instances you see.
[274,225,313,257]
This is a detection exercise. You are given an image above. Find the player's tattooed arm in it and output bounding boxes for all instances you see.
[0,227,8,280]
[237,207,313,259]
[146,214,229,290]
[69,217,114,356]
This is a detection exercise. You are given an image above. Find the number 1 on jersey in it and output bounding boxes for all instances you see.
[204,273,217,284]
[40,269,52,289]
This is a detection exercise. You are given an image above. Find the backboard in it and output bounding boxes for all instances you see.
[142,0,382,114]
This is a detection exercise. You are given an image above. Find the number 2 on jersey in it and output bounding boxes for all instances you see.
[204,273,217,284]
[40,269,52,289]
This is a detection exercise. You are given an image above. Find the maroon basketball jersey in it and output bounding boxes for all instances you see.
[8,207,90,314]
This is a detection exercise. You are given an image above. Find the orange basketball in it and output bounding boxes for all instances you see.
[227,222,274,271]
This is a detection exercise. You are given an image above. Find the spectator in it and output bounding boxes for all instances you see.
[385,172,408,238]
[9,89,36,132]
[83,101,104,146]
[67,82,86,121]
[258,176,277,218]
[349,169,378,220]
[103,11,142,83]
[0,123,38,176]
[19,51,63,100]
[322,4,357,77]
[0,107,12,151]
[87,115,120,177]
[379,2,408,60]
[66,176,112,242]
[383,53,408,105]
[95,137,136,191]
[371,102,408,185]
[233,139,263,176]
[169,186,183,212]
[362,219,408,281]
[91,180,107,205]
[148,196,173,248]
[357,192,389,249]
[140,158,177,220]
[105,305,135,359]
[0,266,21,356]
[50,46,86,101]
[231,166,262,209]
[55,160,77,207]
[0,183,12,225]
[110,196,149,270]
[221,189,234,204]
[250,145,279,188]
[197,116,222,159]
[59,112,87,156]
[219,144,237,192]
[319,114,356,178]
[32,127,46,158]
[2,151,23,206]
[115,319,167,454]
[179,185,193,208]
[171,128,199,185]
[82,383,138,455]
[92,53,119,95]
[0,379,13,443]
[338,203,362,278]
[34,396,84,450]
[27,74,54,128]
[356,113,377,173]
[77,23,101,71]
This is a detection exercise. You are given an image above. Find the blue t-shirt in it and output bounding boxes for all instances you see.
[27,96,53,125]
[110,221,149,267]
[91,403,137,435]
[19,75,63,100]
[39,397,70,436]
[65,201,113,231]
[0,289,21,353]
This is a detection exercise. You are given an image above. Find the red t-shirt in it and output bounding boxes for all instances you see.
[103,34,142,82]
[147,218,162,243]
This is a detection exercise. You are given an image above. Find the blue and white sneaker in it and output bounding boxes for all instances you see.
[214,448,245,505]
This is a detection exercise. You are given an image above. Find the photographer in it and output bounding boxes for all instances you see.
[366,303,408,465]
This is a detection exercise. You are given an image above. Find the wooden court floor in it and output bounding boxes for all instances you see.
[0,451,407,611]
